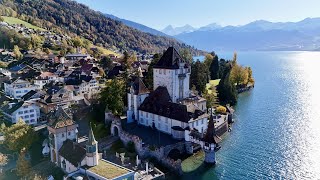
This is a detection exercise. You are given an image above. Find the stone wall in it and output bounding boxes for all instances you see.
[119,131,184,175]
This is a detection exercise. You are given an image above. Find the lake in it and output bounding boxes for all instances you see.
[184,51,320,179]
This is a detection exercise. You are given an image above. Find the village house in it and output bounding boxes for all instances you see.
[1,101,40,125]
[4,78,37,99]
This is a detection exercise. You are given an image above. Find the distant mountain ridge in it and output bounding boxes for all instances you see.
[162,24,197,36]
[175,18,320,51]
[104,14,169,37]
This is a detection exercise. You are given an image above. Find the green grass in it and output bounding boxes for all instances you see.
[181,151,205,173]
[206,79,221,95]
[1,16,45,31]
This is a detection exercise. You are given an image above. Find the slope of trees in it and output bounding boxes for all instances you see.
[0,0,203,54]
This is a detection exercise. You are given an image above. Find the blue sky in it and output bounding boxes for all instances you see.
[75,0,320,30]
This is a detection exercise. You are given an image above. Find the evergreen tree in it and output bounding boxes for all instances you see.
[210,55,220,80]
[144,53,161,90]
[217,72,237,105]
[190,60,209,93]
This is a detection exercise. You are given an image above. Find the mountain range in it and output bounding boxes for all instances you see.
[174,18,320,51]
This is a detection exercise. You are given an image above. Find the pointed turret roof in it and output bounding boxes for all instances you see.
[87,125,97,146]
[203,114,221,144]
[131,77,149,95]
[154,47,187,69]
[48,107,76,129]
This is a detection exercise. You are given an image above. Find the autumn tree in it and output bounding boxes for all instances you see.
[13,45,23,60]
[72,36,83,48]
[30,34,42,49]
[0,16,4,22]
[0,153,8,169]
[16,149,31,177]
[100,79,126,116]
[230,64,248,86]
[2,119,38,152]
[204,53,214,69]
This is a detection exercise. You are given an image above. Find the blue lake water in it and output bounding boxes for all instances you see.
[185,51,320,179]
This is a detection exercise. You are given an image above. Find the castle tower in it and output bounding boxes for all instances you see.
[86,125,99,167]
[153,47,191,103]
[47,107,78,165]
[203,114,221,164]
[127,77,150,123]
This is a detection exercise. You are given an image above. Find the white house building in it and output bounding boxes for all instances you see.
[1,101,40,125]
[4,79,37,99]
[34,71,58,89]
[127,47,209,140]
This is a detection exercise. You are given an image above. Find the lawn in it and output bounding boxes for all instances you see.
[96,46,121,56]
[1,16,45,31]
[88,159,130,179]
[181,150,205,173]
[206,79,220,95]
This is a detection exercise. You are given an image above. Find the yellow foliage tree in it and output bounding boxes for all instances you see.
[216,106,227,114]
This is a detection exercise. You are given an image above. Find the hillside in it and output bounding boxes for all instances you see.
[0,0,202,54]
[104,14,169,37]
[1,16,45,31]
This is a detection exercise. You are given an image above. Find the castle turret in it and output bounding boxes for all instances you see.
[86,125,99,167]
[203,114,221,164]
[47,107,78,165]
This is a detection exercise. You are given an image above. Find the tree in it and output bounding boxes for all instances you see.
[99,56,113,72]
[13,45,23,60]
[30,34,42,49]
[179,48,193,64]
[203,89,218,109]
[246,67,255,84]
[100,79,126,116]
[144,53,161,90]
[190,60,209,93]
[3,119,38,152]
[210,55,220,80]
[0,153,8,167]
[43,48,51,55]
[72,37,83,48]
[230,64,248,86]
[0,16,4,22]
[217,72,237,105]
[204,53,214,69]
[16,149,31,177]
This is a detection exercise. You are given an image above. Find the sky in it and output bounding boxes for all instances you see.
[75,0,320,30]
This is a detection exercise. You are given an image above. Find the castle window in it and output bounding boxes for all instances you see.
[196,121,199,126]
[146,112,148,118]
[159,69,162,74]
[62,133,64,138]
[68,132,71,136]
[164,69,166,75]
[201,119,204,124]
[62,160,66,170]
